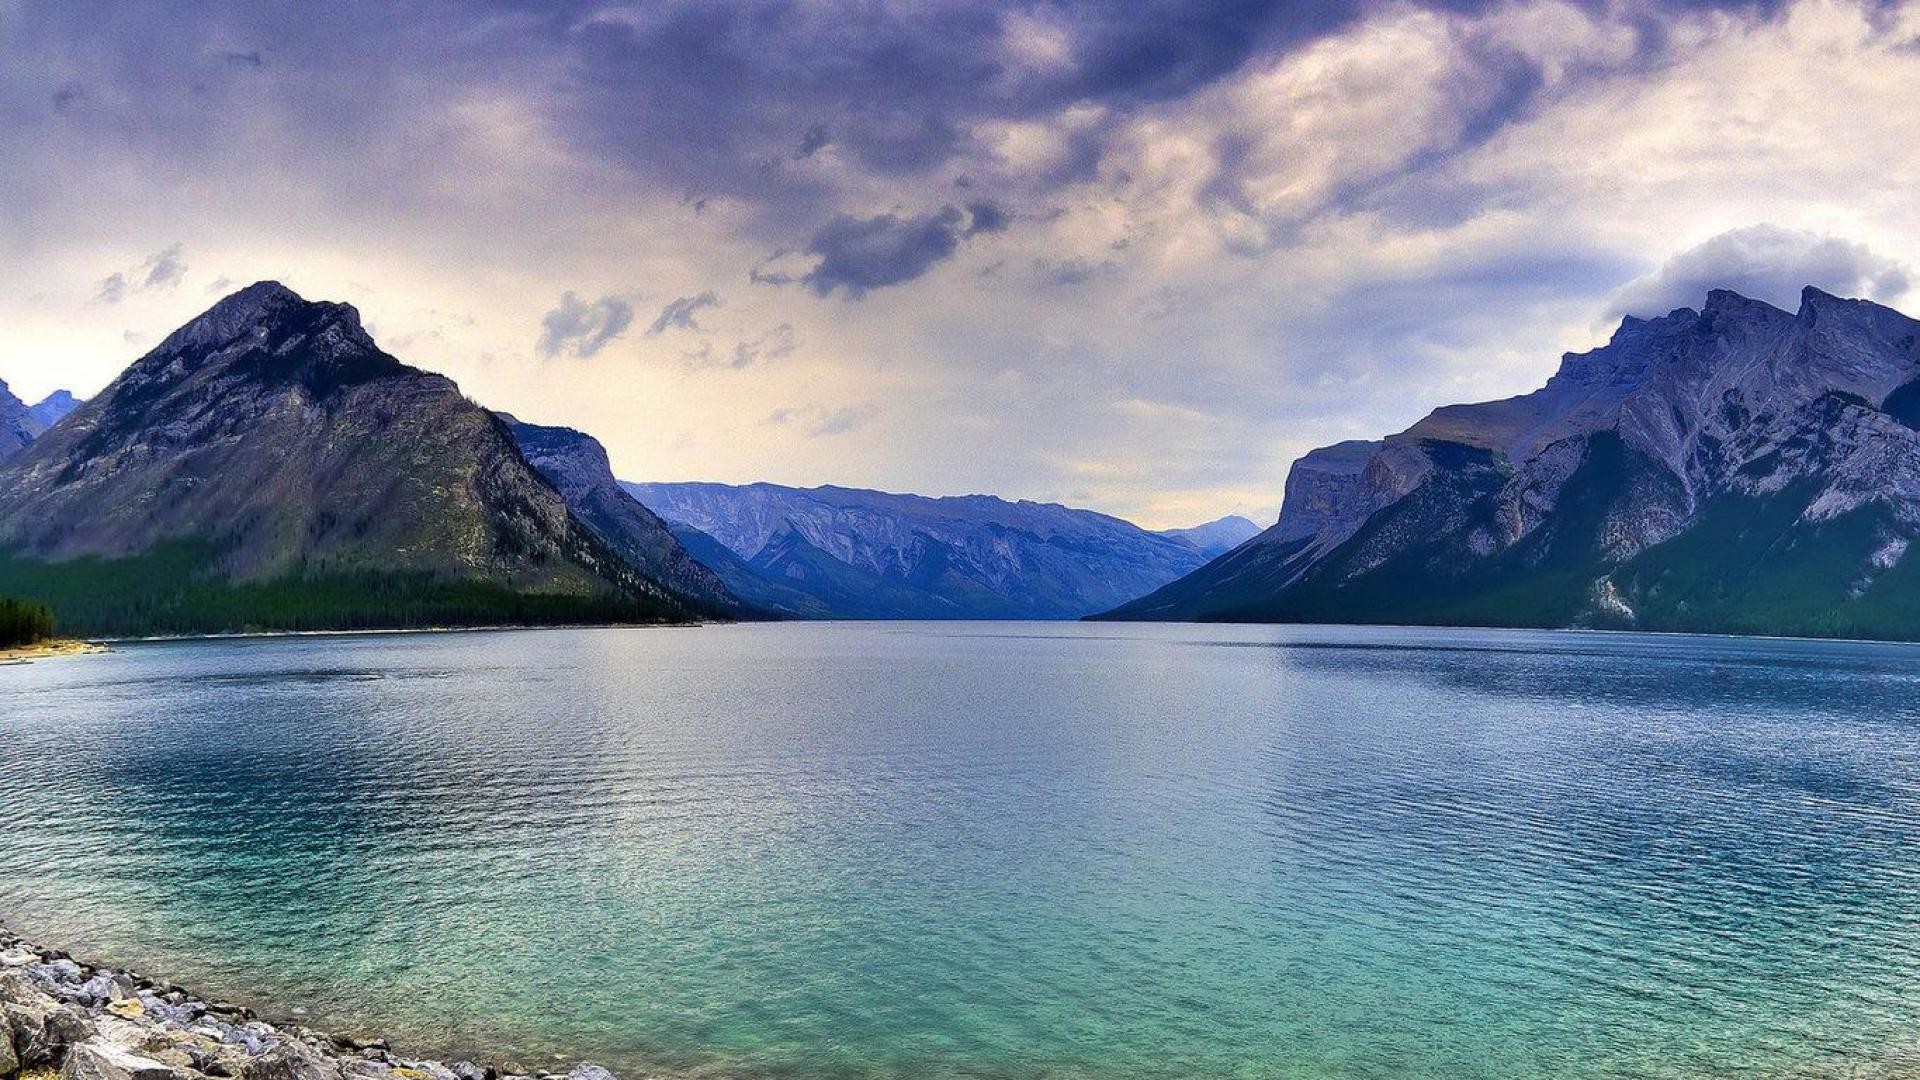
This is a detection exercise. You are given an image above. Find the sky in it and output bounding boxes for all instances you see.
[3,0,1919,529]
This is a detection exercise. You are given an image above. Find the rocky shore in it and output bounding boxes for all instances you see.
[0,925,622,1080]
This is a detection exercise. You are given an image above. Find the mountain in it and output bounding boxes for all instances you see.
[1103,287,1920,641]
[26,390,81,429]
[658,519,836,619]
[0,379,37,461]
[500,415,753,617]
[0,281,708,635]
[1158,514,1263,558]
[624,481,1211,619]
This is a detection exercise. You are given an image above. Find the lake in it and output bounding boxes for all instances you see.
[6,621,1920,1079]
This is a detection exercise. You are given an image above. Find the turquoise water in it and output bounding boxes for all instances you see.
[7,623,1920,1078]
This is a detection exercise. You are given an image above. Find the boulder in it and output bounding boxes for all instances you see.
[6,1001,94,1068]
[0,1022,19,1077]
[60,1040,176,1080]
[242,1041,340,1080]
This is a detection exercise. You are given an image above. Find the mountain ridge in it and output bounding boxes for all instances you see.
[625,479,1211,619]
[1102,286,1920,640]
[0,282,707,634]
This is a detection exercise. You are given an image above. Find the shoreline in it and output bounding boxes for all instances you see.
[0,922,621,1080]
[0,640,107,665]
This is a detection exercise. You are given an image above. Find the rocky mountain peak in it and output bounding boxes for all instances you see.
[129,281,395,403]
[0,378,36,460]
[157,280,307,352]
[27,390,80,429]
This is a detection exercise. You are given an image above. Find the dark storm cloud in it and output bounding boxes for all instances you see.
[8,0,1816,256]
[537,292,634,358]
[800,203,1005,298]
[646,291,720,336]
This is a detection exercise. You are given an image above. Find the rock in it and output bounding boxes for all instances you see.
[243,1041,340,1080]
[0,972,42,1006]
[564,1065,616,1080]
[450,1062,489,1080]
[6,1001,95,1067]
[0,1021,20,1077]
[105,999,145,1020]
[0,949,40,967]
[60,1040,178,1080]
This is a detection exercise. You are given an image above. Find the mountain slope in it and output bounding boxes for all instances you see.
[662,521,835,619]
[0,282,702,634]
[0,379,41,461]
[502,416,749,617]
[1158,515,1262,558]
[625,481,1210,619]
[26,390,80,429]
[1103,287,1920,640]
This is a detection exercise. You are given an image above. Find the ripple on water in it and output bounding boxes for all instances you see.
[6,622,1920,1079]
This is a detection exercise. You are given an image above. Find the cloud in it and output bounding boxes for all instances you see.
[794,124,831,159]
[537,292,635,358]
[800,203,1005,298]
[1033,256,1119,287]
[645,291,720,336]
[763,401,882,436]
[141,243,187,290]
[1605,225,1913,320]
[94,243,189,303]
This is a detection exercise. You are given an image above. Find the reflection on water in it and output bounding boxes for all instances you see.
[6,622,1920,1079]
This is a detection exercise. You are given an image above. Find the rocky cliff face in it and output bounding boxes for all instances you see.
[625,481,1210,619]
[1106,287,1920,640]
[502,416,746,617]
[0,380,41,462]
[0,282,701,633]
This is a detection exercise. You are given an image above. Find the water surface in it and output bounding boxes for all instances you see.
[6,622,1920,1079]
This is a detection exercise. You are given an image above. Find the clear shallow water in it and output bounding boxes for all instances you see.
[7,623,1920,1079]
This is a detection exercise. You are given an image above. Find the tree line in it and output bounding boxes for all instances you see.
[0,597,54,647]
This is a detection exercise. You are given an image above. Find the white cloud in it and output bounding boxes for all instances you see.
[1604,224,1911,320]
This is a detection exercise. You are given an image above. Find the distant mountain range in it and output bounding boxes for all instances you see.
[1156,515,1261,558]
[624,481,1217,619]
[0,381,77,462]
[1105,287,1920,641]
[0,283,715,634]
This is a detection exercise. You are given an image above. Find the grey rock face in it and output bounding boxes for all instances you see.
[0,378,40,462]
[501,416,746,617]
[1104,287,1920,638]
[625,480,1211,619]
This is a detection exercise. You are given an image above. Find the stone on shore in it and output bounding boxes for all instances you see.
[0,924,626,1080]
[61,1041,178,1080]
